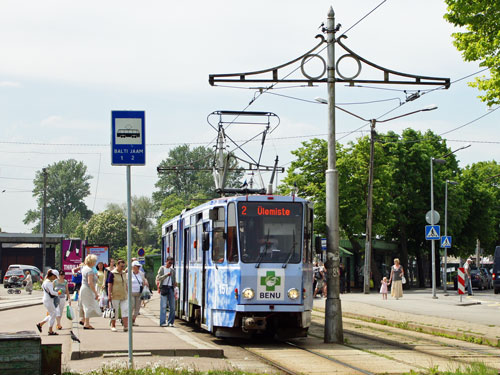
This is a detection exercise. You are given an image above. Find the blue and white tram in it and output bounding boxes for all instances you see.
[161,194,314,338]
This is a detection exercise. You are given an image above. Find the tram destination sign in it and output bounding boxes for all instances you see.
[239,202,302,217]
[111,110,145,166]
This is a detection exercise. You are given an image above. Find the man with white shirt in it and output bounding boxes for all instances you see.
[156,256,176,327]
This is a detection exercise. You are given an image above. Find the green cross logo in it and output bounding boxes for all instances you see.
[260,271,281,291]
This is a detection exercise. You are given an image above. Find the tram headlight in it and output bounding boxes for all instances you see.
[287,288,300,300]
[242,288,255,300]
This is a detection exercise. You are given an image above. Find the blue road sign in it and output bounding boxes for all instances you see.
[425,225,440,240]
[137,247,145,257]
[111,111,145,166]
[440,236,452,248]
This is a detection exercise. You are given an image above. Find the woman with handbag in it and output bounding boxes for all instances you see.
[130,260,149,326]
[36,269,60,335]
[389,258,405,300]
[54,270,71,330]
[80,254,101,329]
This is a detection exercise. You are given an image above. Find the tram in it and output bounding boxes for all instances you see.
[161,194,314,338]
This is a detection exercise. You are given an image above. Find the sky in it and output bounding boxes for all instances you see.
[0,0,498,233]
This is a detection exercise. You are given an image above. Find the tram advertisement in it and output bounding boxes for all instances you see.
[62,239,85,284]
[257,268,285,300]
[85,245,109,266]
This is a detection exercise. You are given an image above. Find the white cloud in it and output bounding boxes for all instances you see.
[0,81,21,88]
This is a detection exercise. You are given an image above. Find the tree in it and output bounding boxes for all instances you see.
[444,1,500,106]
[85,210,139,257]
[279,136,395,285]
[454,161,500,255]
[106,195,158,247]
[381,129,461,287]
[24,159,92,233]
[153,144,243,208]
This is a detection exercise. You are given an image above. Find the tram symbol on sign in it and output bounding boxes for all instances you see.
[440,236,452,248]
[425,225,440,240]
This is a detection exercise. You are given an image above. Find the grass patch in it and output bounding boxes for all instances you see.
[347,315,499,348]
[32,281,42,291]
[404,362,497,375]
[63,363,267,375]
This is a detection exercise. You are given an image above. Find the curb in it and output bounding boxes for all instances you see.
[71,348,224,360]
[324,309,500,347]
[0,301,43,312]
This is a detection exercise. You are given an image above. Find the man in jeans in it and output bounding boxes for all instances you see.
[464,258,473,296]
[156,256,176,327]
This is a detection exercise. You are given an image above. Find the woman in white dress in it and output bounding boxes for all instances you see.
[80,254,101,329]
[36,269,60,335]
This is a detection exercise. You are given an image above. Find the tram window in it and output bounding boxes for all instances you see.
[212,231,225,263]
[227,202,239,263]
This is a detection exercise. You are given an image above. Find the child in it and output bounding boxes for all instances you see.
[380,277,388,300]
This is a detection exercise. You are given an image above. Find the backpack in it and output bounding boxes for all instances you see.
[314,269,323,280]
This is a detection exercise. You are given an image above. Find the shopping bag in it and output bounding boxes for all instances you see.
[102,307,115,319]
[66,305,74,320]
[140,286,151,301]
[174,286,179,300]
[99,291,108,309]
[401,276,407,284]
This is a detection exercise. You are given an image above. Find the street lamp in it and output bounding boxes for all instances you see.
[443,180,458,293]
[316,98,438,294]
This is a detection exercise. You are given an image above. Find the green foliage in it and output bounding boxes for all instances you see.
[444,1,500,106]
[405,362,497,375]
[106,195,159,247]
[84,210,140,257]
[24,159,92,233]
[63,363,264,375]
[153,145,242,208]
[455,161,500,254]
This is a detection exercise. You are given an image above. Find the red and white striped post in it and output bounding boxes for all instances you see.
[457,267,465,302]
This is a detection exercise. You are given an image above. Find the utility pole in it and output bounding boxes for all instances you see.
[208,7,449,343]
[42,168,48,273]
[363,120,376,294]
[324,6,343,343]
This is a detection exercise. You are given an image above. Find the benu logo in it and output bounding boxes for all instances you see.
[260,271,281,291]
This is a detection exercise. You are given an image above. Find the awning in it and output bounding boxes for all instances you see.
[340,246,353,256]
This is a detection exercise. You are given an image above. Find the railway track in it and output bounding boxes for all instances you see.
[236,312,500,375]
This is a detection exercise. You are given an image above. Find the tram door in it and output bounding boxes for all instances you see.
[196,217,207,325]
[182,226,190,319]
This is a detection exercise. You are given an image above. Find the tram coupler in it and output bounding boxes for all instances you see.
[242,316,266,332]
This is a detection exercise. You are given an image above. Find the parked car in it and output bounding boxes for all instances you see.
[3,265,42,288]
[453,267,489,290]
[494,246,500,294]
[480,267,493,289]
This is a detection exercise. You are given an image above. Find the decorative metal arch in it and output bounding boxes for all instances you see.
[209,34,450,88]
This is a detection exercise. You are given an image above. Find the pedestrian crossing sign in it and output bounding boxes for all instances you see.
[440,236,452,248]
[425,225,440,240]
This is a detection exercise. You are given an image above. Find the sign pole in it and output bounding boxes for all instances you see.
[126,165,133,368]
[111,110,145,370]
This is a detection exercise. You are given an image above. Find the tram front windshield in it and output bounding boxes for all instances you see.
[238,202,303,264]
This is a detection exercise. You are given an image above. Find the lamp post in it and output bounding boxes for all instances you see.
[443,180,458,293]
[431,144,470,298]
[315,100,437,294]
[430,157,445,299]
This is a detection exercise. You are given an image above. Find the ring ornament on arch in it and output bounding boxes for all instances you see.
[336,54,362,81]
[300,54,327,81]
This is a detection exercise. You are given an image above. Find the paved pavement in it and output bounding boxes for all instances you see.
[2,285,500,373]
[314,287,500,345]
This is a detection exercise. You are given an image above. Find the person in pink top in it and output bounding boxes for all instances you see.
[380,276,388,300]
